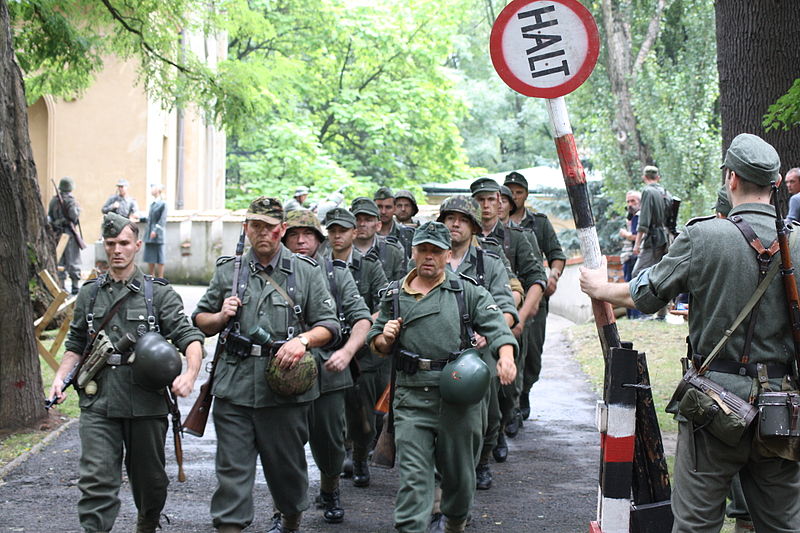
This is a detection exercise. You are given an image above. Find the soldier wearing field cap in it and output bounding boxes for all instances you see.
[504,171,567,423]
[580,133,800,532]
[351,196,407,281]
[284,186,310,212]
[368,221,518,533]
[49,212,205,533]
[374,186,415,257]
[470,176,546,487]
[101,178,139,222]
[394,189,421,227]
[194,197,341,533]
[323,206,389,487]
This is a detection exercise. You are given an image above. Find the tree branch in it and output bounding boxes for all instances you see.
[633,0,669,74]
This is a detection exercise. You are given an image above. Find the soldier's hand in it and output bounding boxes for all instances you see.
[325,348,353,373]
[382,318,402,343]
[275,338,306,369]
[579,256,609,300]
[545,276,558,297]
[150,231,157,239]
[496,355,517,386]
[473,333,487,349]
[171,371,197,398]
[48,379,66,405]
[511,321,525,338]
[220,296,241,319]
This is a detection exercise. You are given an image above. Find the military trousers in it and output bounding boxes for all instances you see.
[77,410,168,533]
[480,376,501,460]
[672,421,800,533]
[345,363,389,462]
[309,389,347,482]
[522,298,548,395]
[210,398,311,528]
[393,385,483,533]
[58,237,82,284]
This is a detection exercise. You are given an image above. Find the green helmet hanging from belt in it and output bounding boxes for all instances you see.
[131,332,182,390]
[439,348,490,404]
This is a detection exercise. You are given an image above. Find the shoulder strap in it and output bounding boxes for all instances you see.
[502,226,512,269]
[449,279,476,350]
[143,275,159,333]
[475,248,486,287]
[325,259,347,328]
[263,259,307,336]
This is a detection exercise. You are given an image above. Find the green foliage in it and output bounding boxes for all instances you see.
[764,78,800,131]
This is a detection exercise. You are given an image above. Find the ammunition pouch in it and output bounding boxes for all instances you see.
[225,330,253,359]
[395,349,420,375]
[77,332,137,390]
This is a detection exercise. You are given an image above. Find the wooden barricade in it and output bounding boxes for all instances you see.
[34,270,77,371]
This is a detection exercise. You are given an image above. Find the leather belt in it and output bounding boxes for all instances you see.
[707,360,789,379]
[417,358,450,371]
[106,353,131,365]
[250,344,270,357]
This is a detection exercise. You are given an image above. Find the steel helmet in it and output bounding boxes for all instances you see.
[439,348,490,405]
[131,332,182,390]
[437,195,482,233]
[265,351,318,396]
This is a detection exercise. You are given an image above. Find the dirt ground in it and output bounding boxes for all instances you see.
[0,309,601,533]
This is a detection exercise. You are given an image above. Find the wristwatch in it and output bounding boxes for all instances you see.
[297,335,310,349]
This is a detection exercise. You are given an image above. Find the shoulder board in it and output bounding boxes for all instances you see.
[378,280,400,298]
[791,220,800,228]
[331,259,348,269]
[685,214,716,227]
[295,254,318,267]
[480,236,501,247]
[458,273,479,286]
[384,235,400,244]
[153,277,169,286]
[216,255,235,266]
[533,211,548,218]
[481,249,501,260]
[83,277,99,285]
[508,226,525,233]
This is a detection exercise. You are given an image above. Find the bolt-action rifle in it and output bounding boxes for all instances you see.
[370,289,400,469]
[183,224,246,437]
[772,183,800,373]
[165,389,186,482]
[51,179,86,250]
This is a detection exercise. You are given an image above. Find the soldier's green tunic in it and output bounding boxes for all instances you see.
[385,218,415,258]
[342,246,390,463]
[309,254,372,482]
[361,234,407,282]
[513,209,567,396]
[367,269,518,532]
[65,268,204,533]
[194,245,341,528]
[48,190,82,288]
[629,203,800,532]
[632,182,669,276]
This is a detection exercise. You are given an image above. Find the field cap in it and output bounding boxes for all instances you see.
[324,207,356,229]
[412,221,451,250]
[722,133,781,186]
[102,212,132,238]
[116,178,130,187]
[294,186,310,197]
[246,196,283,224]
[373,186,394,201]
[504,171,528,191]
[470,177,500,196]
[643,166,659,177]
[499,185,518,215]
[350,197,380,217]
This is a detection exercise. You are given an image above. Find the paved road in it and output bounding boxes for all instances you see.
[0,286,600,532]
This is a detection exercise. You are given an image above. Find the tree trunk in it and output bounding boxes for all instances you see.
[0,0,54,430]
[716,0,800,174]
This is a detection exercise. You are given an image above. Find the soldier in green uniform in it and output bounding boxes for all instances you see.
[324,207,390,487]
[49,212,205,533]
[352,196,407,281]
[48,176,83,294]
[394,189,422,228]
[375,186,415,258]
[580,134,800,533]
[282,209,373,523]
[193,197,341,533]
[504,171,567,422]
[368,221,518,533]
[471,177,547,486]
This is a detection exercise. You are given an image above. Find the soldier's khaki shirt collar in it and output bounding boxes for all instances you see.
[402,268,446,297]
[249,246,282,273]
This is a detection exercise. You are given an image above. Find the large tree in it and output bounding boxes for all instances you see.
[716,0,800,171]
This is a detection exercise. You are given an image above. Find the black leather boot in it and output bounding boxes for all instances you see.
[492,431,508,463]
[505,408,521,438]
[341,448,354,478]
[353,459,370,487]
[520,394,531,420]
[319,489,344,523]
[475,461,492,490]
[428,512,445,533]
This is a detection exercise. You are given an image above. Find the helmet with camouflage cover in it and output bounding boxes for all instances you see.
[282,208,325,243]
[265,351,318,396]
[439,348,490,405]
[394,189,419,216]
[437,194,481,233]
[130,332,182,391]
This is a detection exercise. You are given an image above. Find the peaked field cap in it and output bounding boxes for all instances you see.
[643,165,659,177]
[503,171,528,190]
[116,178,130,187]
[412,221,451,250]
[373,186,394,201]
[324,207,356,229]
[722,133,781,186]
[102,212,132,238]
[470,177,501,196]
[350,196,380,217]
[246,196,284,224]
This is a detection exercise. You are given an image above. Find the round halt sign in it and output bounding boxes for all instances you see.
[490,0,599,98]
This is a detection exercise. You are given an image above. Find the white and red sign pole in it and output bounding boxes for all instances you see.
[490,2,631,532]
